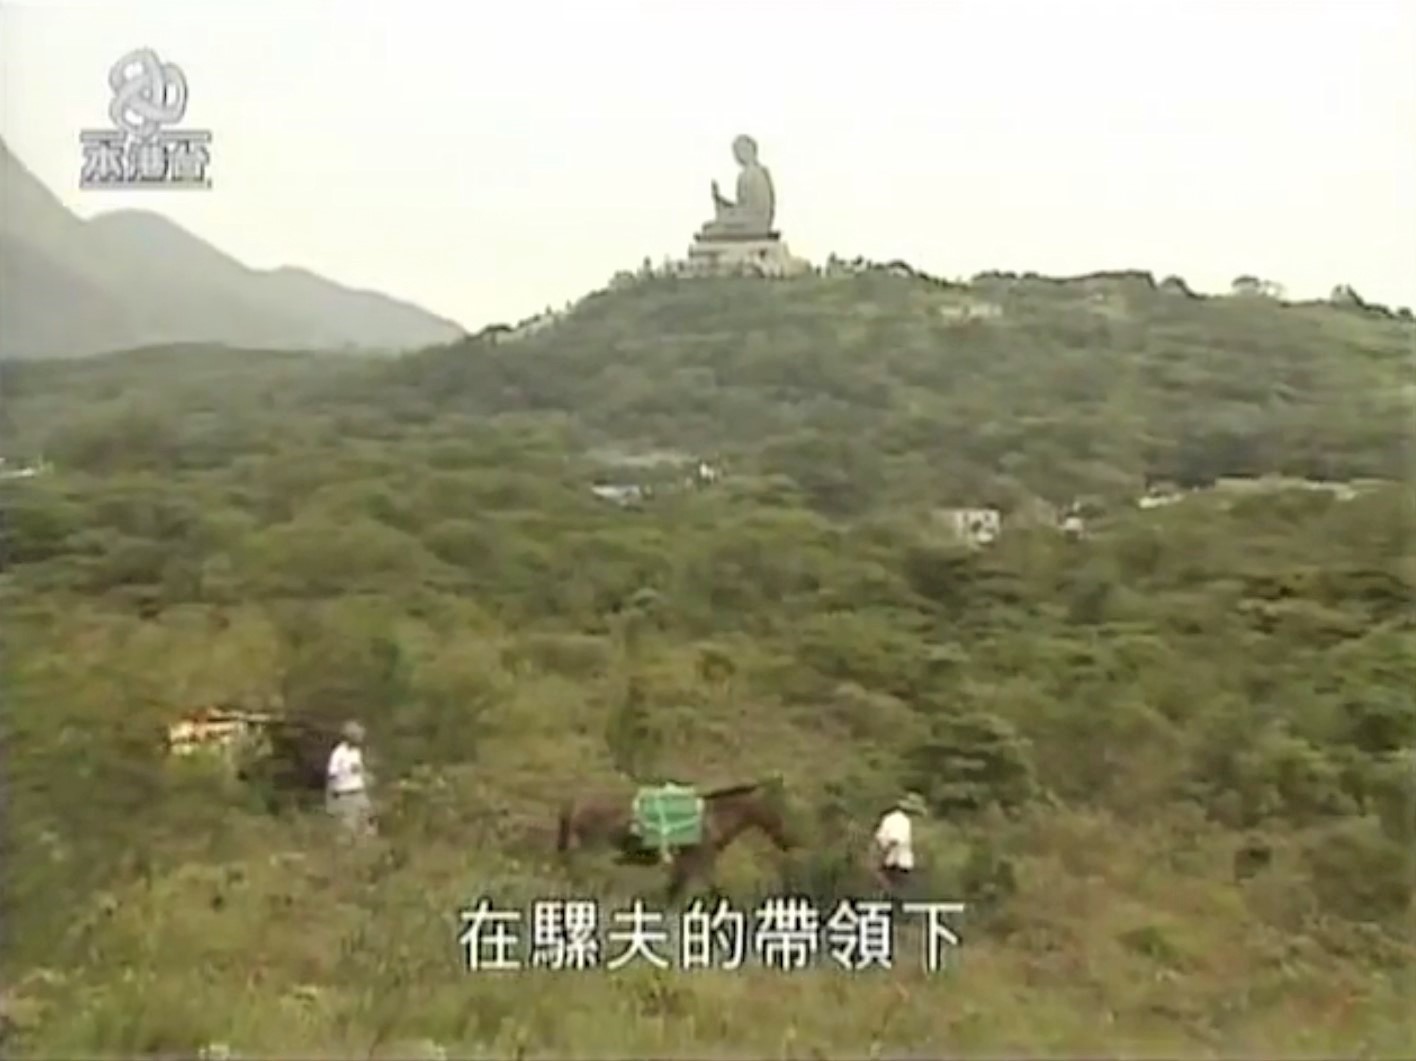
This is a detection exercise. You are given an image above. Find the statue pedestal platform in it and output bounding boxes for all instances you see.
[685,236,808,278]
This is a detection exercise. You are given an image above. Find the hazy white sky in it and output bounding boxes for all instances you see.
[3,0,1413,330]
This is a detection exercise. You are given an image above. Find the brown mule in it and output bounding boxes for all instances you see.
[556,780,795,904]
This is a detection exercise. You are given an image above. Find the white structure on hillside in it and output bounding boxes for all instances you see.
[935,507,1002,547]
[1211,475,1362,501]
[0,456,49,481]
[1231,275,1286,300]
[1138,482,1186,509]
[1136,475,1379,510]
[590,483,648,506]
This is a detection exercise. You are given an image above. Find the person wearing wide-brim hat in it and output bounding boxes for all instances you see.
[325,719,376,838]
[872,791,927,900]
[896,792,928,817]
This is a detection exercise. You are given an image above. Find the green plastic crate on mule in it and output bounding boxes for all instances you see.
[631,783,706,854]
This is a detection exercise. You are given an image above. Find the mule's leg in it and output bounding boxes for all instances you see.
[557,818,587,889]
[666,851,698,908]
[667,846,719,908]
[561,840,587,889]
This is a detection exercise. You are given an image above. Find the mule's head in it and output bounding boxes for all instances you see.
[758,774,800,850]
[756,801,798,852]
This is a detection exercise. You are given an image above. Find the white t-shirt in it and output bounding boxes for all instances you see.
[874,809,914,870]
[326,741,366,795]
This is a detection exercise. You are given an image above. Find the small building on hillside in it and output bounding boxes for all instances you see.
[1138,478,1186,508]
[1138,491,1183,510]
[1060,513,1087,540]
[937,300,1003,322]
[934,507,1002,547]
[824,254,869,278]
[0,456,50,481]
[1329,284,1368,310]
[1211,475,1361,502]
[1231,275,1286,300]
[590,483,649,507]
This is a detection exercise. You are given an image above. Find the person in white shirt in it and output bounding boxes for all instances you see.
[326,720,375,838]
[872,791,926,899]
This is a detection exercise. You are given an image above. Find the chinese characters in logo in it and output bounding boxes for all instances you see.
[79,48,212,190]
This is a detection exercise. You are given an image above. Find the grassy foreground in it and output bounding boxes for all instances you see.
[2,271,1414,1056]
[10,802,1412,1057]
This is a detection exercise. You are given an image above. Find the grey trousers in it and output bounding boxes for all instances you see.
[326,789,375,837]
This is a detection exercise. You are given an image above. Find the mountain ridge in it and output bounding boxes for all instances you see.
[0,138,467,359]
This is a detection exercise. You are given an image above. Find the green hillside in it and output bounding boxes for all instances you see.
[2,270,1413,1057]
